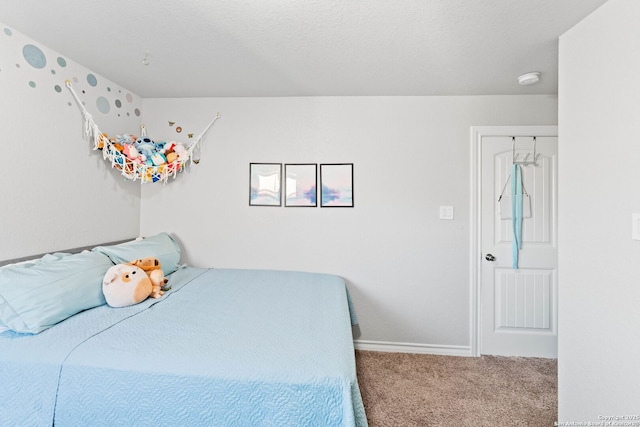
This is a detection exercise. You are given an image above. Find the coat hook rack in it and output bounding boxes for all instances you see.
[512,136,540,166]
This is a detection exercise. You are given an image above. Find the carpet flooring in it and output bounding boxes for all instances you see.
[355,350,557,427]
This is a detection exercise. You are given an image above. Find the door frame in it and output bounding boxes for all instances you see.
[469,125,558,357]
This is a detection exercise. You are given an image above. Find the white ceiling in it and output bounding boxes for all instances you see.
[1,0,607,98]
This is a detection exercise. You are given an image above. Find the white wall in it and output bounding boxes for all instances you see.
[559,0,640,419]
[0,24,142,261]
[140,95,557,350]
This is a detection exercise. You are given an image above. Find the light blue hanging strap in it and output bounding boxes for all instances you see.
[511,163,523,269]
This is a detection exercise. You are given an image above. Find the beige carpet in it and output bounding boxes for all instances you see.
[355,350,557,427]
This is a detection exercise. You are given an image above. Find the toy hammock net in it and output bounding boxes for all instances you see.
[66,81,220,183]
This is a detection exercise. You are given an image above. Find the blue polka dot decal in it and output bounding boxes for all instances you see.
[96,96,110,114]
[3,27,142,121]
[87,73,97,87]
[23,44,46,69]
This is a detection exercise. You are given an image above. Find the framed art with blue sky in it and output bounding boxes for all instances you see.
[285,164,317,207]
[249,163,282,206]
[320,163,354,207]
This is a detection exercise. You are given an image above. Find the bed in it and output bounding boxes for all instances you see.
[0,233,367,426]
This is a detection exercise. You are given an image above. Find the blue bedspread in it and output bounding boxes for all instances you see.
[0,267,367,426]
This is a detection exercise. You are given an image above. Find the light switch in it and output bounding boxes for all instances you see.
[439,206,454,220]
[632,213,640,240]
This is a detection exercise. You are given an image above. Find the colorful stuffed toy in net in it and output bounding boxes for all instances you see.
[66,81,220,183]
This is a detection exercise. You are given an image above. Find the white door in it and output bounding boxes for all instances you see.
[478,128,558,358]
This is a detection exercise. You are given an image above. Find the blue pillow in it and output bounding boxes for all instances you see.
[92,232,182,274]
[0,251,113,334]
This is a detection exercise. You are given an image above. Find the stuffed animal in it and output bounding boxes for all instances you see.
[97,133,110,150]
[116,134,137,145]
[128,257,169,297]
[162,142,177,163]
[123,142,141,162]
[102,263,156,308]
[174,142,189,161]
[150,151,167,166]
[134,137,157,164]
[165,151,178,164]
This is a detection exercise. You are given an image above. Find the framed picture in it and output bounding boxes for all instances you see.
[320,163,354,207]
[249,163,282,206]
[285,164,317,207]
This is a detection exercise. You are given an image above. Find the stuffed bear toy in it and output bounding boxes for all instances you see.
[165,151,178,164]
[102,263,156,308]
[129,257,169,297]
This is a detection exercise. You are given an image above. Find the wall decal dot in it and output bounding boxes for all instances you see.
[57,57,67,67]
[54,85,62,93]
[115,99,122,108]
[67,102,72,106]
[51,69,56,75]
[87,74,98,87]
[126,93,133,103]
[23,44,46,69]
[4,28,12,36]
[107,87,111,92]
[15,63,20,68]
[28,81,36,88]
[134,108,140,116]
[96,96,110,114]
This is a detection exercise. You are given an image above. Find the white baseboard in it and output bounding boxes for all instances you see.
[354,340,473,357]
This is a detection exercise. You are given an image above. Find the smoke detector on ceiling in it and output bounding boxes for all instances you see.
[518,72,541,85]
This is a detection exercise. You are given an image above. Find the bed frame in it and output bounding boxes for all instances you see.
[0,238,134,267]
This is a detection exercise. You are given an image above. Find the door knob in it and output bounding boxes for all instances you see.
[485,254,496,262]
